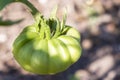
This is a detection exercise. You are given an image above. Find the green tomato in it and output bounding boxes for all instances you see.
[12,12,82,75]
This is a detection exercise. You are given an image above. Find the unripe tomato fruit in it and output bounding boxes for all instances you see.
[12,12,82,75]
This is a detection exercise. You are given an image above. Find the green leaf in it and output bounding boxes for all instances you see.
[0,0,15,11]
[0,17,23,26]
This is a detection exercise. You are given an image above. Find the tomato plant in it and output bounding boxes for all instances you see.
[0,0,82,75]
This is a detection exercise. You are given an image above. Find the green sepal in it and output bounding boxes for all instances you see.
[61,10,67,31]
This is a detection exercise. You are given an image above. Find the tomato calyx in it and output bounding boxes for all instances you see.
[33,8,69,40]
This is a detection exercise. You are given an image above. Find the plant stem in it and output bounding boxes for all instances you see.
[15,0,39,17]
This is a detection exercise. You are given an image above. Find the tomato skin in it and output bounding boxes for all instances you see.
[13,25,81,74]
[12,13,82,75]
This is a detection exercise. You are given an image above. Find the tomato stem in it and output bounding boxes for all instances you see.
[15,0,39,18]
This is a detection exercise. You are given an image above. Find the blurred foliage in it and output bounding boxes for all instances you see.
[0,0,21,26]
[0,17,23,26]
[86,7,98,17]
[0,0,15,11]
[68,75,78,80]
[0,0,38,26]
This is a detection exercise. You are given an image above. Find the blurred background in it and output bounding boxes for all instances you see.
[0,0,120,80]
